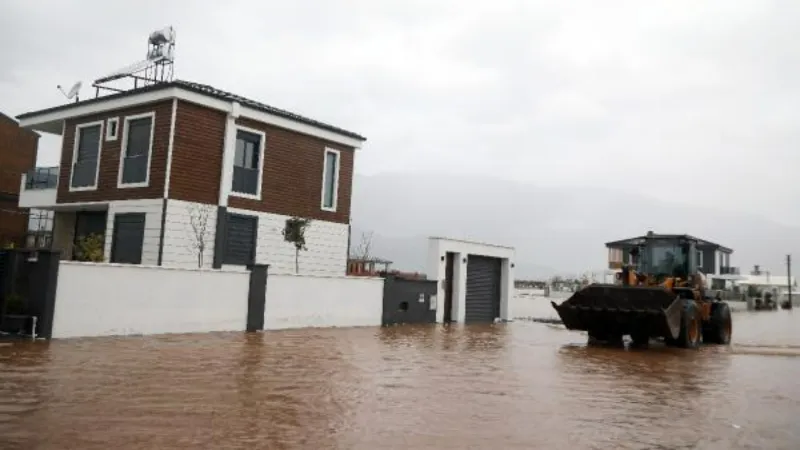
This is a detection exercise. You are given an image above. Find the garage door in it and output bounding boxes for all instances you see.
[465,255,502,323]
[224,213,258,266]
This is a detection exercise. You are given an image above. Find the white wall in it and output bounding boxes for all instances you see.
[18,173,57,208]
[426,237,516,323]
[51,262,249,338]
[264,273,383,330]
[227,208,348,276]
[161,199,218,269]
[104,199,164,265]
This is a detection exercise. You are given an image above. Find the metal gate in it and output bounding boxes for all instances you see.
[110,213,146,264]
[464,255,502,323]
[224,213,258,266]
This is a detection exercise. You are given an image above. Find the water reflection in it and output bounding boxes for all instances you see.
[0,340,51,449]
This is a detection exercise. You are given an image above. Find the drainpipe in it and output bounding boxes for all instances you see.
[218,101,241,207]
[212,101,241,269]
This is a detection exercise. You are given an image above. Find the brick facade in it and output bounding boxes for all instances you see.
[227,117,354,224]
[0,113,39,243]
[56,100,173,204]
[168,100,226,205]
[27,88,360,226]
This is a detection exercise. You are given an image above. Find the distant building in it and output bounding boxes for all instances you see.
[738,265,797,297]
[348,257,393,276]
[347,257,426,280]
[0,111,39,246]
[605,232,741,289]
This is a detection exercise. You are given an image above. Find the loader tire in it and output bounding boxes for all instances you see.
[703,302,732,345]
[630,331,650,349]
[588,331,623,347]
[675,300,702,349]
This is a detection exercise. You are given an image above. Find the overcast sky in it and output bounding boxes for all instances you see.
[2,1,799,224]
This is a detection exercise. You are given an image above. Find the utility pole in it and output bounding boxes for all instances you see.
[787,255,793,310]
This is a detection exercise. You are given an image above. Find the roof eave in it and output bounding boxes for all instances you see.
[16,83,366,147]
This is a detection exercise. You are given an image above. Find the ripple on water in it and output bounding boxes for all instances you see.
[0,311,798,449]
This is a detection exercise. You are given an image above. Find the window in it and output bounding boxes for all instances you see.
[223,213,258,266]
[321,148,340,211]
[110,213,146,265]
[696,250,704,268]
[231,128,264,198]
[70,122,103,190]
[27,209,54,233]
[118,113,154,187]
[106,117,119,141]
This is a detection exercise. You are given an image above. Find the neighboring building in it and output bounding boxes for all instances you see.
[15,80,366,275]
[347,257,393,276]
[0,112,40,246]
[738,265,797,297]
[605,232,739,287]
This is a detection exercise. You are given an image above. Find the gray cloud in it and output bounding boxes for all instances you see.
[2,0,799,224]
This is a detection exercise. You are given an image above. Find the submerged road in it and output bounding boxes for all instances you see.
[1,300,799,449]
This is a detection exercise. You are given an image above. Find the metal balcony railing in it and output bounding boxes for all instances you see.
[24,167,59,190]
[720,266,740,275]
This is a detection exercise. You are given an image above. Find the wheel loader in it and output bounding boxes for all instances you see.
[551,234,733,348]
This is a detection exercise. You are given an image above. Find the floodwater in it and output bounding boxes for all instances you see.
[1,300,799,449]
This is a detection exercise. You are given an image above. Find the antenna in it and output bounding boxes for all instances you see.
[91,26,176,97]
[57,81,83,103]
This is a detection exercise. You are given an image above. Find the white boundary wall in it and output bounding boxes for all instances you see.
[264,274,384,330]
[427,237,515,323]
[51,262,249,338]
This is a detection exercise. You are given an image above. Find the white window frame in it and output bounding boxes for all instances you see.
[106,117,119,141]
[69,120,105,192]
[229,125,266,201]
[117,112,156,189]
[320,147,341,212]
[696,250,704,268]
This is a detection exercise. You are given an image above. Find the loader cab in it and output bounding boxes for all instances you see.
[639,237,698,281]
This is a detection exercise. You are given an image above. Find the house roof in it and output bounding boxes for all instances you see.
[16,79,366,142]
[605,233,733,253]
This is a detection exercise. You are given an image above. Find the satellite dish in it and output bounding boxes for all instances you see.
[57,81,83,103]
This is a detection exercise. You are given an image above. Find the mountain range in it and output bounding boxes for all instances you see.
[349,172,799,279]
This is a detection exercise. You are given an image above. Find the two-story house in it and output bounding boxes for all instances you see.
[15,80,366,275]
[606,232,739,287]
[0,112,40,246]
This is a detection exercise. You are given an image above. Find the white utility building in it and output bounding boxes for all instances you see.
[426,237,515,324]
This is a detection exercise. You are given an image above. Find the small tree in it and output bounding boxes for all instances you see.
[350,230,374,260]
[282,216,311,274]
[187,204,213,268]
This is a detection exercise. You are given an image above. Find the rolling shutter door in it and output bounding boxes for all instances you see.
[464,255,502,323]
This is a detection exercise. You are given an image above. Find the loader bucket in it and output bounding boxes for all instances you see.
[551,284,684,340]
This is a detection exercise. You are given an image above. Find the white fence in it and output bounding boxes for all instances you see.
[265,274,384,330]
[50,262,385,339]
[52,262,250,338]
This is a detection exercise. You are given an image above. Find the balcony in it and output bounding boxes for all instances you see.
[19,167,58,208]
[720,266,740,275]
[608,261,624,270]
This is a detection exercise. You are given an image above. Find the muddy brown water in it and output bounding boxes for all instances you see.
[1,301,799,449]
